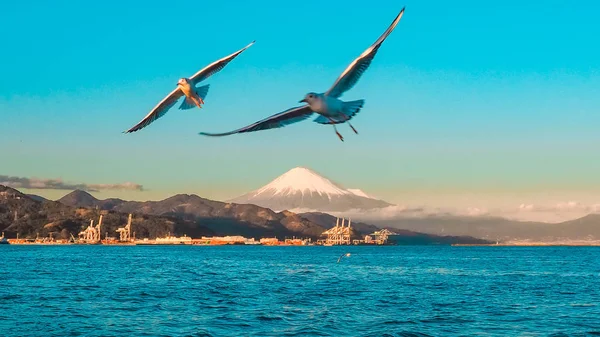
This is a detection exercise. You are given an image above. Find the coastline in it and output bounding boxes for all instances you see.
[453,242,600,247]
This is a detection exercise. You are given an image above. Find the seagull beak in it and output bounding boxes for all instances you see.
[299,98,307,103]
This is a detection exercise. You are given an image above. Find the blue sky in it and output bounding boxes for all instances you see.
[1,0,600,216]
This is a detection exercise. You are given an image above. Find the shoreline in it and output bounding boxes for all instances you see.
[3,242,600,247]
[453,243,600,247]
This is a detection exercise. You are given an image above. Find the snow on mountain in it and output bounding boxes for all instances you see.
[253,167,350,198]
[346,189,374,199]
[228,167,393,212]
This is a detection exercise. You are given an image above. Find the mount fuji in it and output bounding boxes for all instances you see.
[228,167,393,212]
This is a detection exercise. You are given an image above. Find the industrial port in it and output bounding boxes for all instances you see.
[0,214,399,246]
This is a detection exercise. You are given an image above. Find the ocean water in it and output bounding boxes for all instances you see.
[1,246,599,336]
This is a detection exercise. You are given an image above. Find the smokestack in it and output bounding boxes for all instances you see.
[335,217,339,228]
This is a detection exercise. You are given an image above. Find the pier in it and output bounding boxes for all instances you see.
[3,213,395,246]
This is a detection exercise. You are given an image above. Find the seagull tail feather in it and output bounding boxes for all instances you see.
[195,84,210,101]
[312,100,365,125]
[341,99,364,116]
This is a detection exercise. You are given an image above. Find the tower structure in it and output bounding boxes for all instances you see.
[322,217,352,245]
[116,214,132,242]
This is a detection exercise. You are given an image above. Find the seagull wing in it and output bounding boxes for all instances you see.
[326,7,405,98]
[189,41,255,85]
[124,88,184,133]
[199,105,314,137]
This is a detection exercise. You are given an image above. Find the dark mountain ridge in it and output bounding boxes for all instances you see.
[369,214,600,241]
[50,189,490,244]
[0,185,212,240]
[3,187,329,240]
[1,185,493,244]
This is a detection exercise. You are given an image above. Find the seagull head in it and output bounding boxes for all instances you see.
[177,78,189,86]
[299,92,319,104]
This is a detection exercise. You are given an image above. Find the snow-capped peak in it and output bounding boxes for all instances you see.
[254,167,350,198]
[347,189,374,199]
[228,166,393,212]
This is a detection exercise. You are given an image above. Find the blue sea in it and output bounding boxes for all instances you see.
[1,246,599,336]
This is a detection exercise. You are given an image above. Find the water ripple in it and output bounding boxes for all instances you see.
[1,246,599,336]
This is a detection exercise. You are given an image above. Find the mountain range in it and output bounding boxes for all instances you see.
[0,184,492,245]
[57,189,327,239]
[367,214,600,242]
[55,187,600,242]
[5,162,600,242]
[55,189,491,244]
[1,185,215,240]
[225,166,600,241]
[229,167,392,212]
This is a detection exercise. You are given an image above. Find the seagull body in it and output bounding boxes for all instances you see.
[300,93,363,139]
[177,78,205,109]
[199,7,405,141]
[124,41,255,133]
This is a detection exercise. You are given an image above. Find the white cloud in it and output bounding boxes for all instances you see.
[298,204,491,222]
[463,207,489,217]
[518,203,535,211]
[293,200,600,224]
[0,175,143,192]
[516,201,600,213]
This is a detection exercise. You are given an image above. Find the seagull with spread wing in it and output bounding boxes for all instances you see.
[199,7,405,141]
[124,41,255,133]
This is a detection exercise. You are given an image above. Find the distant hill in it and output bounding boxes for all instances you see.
[387,229,491,245]
[0,185,213,240]
[57,189,100,208]
[369,214,600,241]
[300,212,490,244]
[25,194,48,203]
[57,190,126,210]
[544,214,600,240]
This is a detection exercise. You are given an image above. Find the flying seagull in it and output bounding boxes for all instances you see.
[124,41,255,133]
[199,7,405,141]
[337,253,351,263]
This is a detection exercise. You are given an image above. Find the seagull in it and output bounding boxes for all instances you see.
[337,253,351,263]
[199,7,405,141]
[124,41,255,133]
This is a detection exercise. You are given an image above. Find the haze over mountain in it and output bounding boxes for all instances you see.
[228,167,393,212]
[366,214,600,242]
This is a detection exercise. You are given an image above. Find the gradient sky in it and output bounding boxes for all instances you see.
[1,0,600,220]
